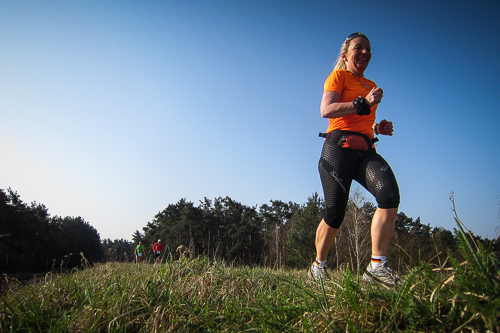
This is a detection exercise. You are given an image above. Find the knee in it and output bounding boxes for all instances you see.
[324,206,346,229]
[376,185,400,209]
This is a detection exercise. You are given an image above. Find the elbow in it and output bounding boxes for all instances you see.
[320,108,329,119]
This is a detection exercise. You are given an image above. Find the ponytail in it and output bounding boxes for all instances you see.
[332,40,350,70]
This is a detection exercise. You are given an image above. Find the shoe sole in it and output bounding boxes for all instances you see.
[363,272,396,289]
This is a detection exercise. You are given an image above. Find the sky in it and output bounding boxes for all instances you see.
[1,0,499,241]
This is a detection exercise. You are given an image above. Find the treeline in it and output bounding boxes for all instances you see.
[131,190,500,273]
[2,188,499,275]
[0,188,103,272]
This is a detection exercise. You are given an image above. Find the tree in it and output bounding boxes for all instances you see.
[0,188,105,272]
[213,197,263,264]
[260,200,298,268]
[342,189,373,272]
[392,213,438,270]
[431,226,458,265]
[285,193,324,268]
[0,188,55,272]
[199,197,217,259]
[51,216,104,267]
[131,230,144,243]
[102,238,134,262]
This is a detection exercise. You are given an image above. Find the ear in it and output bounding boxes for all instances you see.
[341,54,347,62]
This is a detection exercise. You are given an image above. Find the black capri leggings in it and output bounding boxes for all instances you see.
[318,131,400,229]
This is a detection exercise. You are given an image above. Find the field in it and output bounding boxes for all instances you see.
[1,226,499,332]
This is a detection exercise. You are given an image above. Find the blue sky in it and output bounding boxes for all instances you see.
[1,0,499,241]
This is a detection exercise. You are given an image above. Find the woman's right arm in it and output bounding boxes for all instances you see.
[320,88,384,119]
[320,91,357,119]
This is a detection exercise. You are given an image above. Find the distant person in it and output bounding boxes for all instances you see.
[135,241,145,263]
[310,32,400,288]
[152,239,164,265]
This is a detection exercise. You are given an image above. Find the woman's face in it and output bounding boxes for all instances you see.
[343,37,371,76]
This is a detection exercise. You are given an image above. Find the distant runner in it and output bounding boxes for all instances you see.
[135,241,145,263]
[152,239,164,265]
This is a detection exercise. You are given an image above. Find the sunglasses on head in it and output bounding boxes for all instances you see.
[344,32,369,44]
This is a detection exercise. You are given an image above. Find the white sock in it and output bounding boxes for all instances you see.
[371,256,386,269]
[315,259,327,268]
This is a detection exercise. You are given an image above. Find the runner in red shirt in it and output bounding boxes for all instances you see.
[152,239,164,265]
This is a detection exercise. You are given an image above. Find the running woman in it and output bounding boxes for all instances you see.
[310,32,400,288]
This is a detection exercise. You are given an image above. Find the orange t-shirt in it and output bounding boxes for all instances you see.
[324,69,378,138]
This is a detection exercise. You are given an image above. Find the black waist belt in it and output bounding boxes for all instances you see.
[319,131,379,144]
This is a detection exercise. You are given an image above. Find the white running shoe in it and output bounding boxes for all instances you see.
[308,261,330,281]
[362,261,399,288]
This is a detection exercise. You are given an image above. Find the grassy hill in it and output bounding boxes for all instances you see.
[1,226,498,332]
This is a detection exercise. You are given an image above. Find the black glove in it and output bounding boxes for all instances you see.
[352,96,371,116]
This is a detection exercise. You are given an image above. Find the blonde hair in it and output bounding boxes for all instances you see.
[333,42,350,71]
[333,34,370,71]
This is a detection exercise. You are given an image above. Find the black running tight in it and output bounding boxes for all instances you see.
[318,133,400,229]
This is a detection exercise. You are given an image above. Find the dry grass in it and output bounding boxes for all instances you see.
[1,230,499,333]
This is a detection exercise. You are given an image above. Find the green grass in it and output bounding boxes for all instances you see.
[1,225,499,332]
